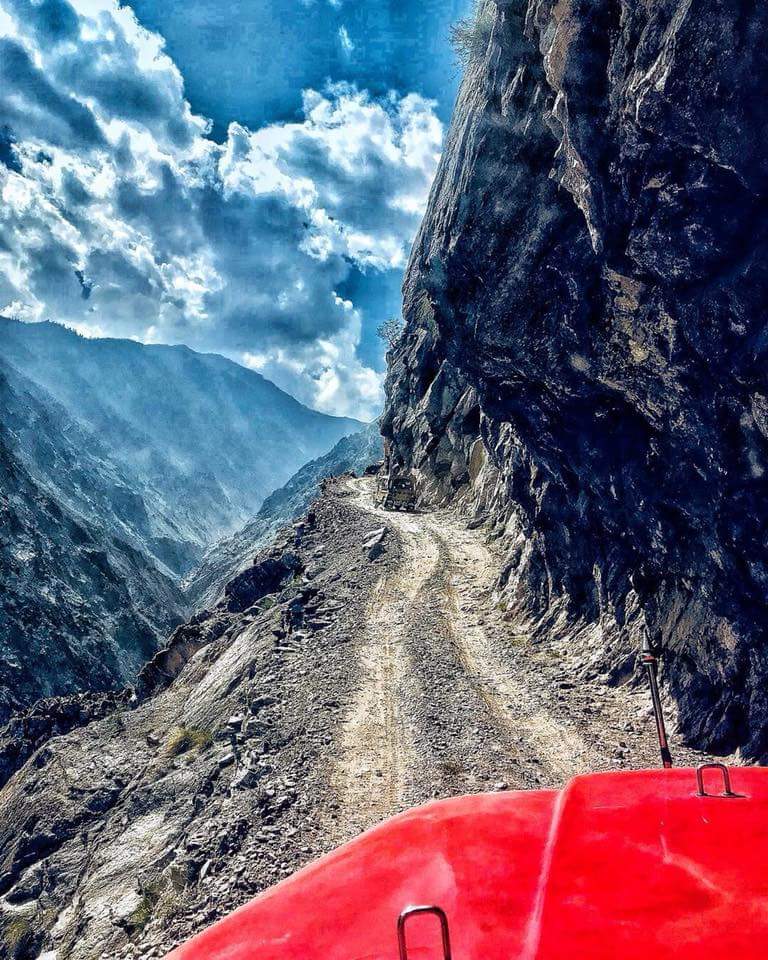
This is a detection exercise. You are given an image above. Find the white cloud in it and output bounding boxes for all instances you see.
[338,25,354,55]
[0,0,443,417]
[242,304,385,421]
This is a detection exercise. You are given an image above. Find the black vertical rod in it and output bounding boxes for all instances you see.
[642,638,673,768]
[398,906,452,960]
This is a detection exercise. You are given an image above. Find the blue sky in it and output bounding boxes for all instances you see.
[129,0,470,136]
[0,0,470,417]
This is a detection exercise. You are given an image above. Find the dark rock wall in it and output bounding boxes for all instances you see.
[0,427,186,725]
[382,0,768,759]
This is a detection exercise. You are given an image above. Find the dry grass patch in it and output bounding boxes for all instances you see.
[165,726,212,757]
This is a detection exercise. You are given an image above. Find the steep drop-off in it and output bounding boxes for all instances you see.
[185,423,383,609]
[0,419,184,725]
[383,0,768,759]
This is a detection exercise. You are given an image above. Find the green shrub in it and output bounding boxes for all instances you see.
[157,890,183,922]
[2,918,32,958]
[126,896,153,934]
[451,2,495,65]
[126,879,166,933]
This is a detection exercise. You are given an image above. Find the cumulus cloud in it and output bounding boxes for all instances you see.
[0,0,442,418]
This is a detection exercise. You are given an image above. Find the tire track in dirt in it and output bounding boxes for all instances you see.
[426,517,593,782]
[337,478,596,812]
[332,507,439,832]
[336,478,707,833]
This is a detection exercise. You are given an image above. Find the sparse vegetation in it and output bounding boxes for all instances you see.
[126,878,168,934]
[451,1,495,65]
[126,895,154,934]
[2,918,32,959]
[377,316,406,349]
[165,725,213,757]
[157,890,183,922]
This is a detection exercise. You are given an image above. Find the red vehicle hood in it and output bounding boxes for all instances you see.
[166,766,766,960]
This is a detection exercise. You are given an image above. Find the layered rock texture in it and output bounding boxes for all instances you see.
[0,418,183,725]
[383,0,768,759]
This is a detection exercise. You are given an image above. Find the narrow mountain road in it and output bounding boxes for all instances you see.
[333,477,709,833]
[333,511,439,830]
[1,476,726,960]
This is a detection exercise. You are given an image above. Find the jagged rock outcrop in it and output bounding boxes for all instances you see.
[383,0,768,759]
[0,691,127,792]
[0,536,307,792]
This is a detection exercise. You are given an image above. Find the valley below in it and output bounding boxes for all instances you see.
[0,477,716,960]
[0,317,362,721]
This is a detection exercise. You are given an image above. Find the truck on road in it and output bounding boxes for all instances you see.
[375,474,416,512]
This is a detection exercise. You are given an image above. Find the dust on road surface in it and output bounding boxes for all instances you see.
[334,477,710,833]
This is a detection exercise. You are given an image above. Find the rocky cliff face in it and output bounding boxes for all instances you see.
[383,0,768,760]
[0,421,184,724]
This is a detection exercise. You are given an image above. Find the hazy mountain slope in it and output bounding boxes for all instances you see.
[0,419,186,724]
[383,1,768,759]
[0,319,361,717]
[0,317,361,559]
[185,422,383,608]
[1,360,200,577]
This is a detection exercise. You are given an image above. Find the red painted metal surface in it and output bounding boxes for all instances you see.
[167,767,768,960]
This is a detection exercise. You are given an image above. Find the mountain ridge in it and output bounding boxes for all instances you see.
[0,317,364,717]
[0,316,362,556]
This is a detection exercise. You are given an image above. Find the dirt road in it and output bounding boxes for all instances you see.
[2,475,724,959]
[334,477,707,833]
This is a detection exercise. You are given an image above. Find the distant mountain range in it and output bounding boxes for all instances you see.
[0,317,363,721]
[0,318,361,571]
[186,420,383,609]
